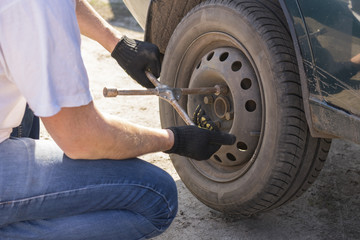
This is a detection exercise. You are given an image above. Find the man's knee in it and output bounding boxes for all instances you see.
[147,171,178,232]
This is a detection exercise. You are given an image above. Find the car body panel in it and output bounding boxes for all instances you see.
[281,0,360,143]
[123,0,150,30]
[124,0,360,144]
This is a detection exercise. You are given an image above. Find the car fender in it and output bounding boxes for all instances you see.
[123,0,151,30]
[278,0,334,138]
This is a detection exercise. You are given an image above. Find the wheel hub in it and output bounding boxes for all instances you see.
[213,96,231,119]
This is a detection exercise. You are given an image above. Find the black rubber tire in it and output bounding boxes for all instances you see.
[160,0,332,215]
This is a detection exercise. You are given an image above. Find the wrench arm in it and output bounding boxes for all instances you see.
[156,88,195,126]
[180,85,228,96]
[145,71,162,88]
[168,99,195,126]
[103,88,159,97]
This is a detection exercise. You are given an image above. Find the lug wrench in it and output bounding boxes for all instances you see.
[103,72,228,126]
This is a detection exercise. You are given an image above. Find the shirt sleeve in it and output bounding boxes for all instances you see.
[0,0,92,117]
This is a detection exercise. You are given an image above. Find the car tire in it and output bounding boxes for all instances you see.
[159,0,332,215]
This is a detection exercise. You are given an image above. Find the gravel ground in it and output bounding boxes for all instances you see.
[45,1,360,239]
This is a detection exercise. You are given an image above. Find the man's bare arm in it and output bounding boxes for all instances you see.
[75,0,120,52]
[41,102,174,160]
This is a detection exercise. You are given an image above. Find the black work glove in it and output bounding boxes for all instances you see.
[111,35,161,88]
[166,105,235,160]
[165,126,236,161]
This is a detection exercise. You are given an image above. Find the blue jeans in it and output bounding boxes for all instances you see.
[0,138,178,239]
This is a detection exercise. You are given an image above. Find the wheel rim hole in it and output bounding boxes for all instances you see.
[207,52,214,61]
[226,153,236,161]
[196,61,201,69]
[231,61,242,72]
[237,142,248,152]
[241,78,252,90]
[245,100,256,112]
[214,155,222,163]
[219,52,229,62]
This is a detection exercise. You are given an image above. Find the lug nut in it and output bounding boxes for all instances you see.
[225,112,234,120]
[215,85,229,96]
[214,121,221,129]
[204,95,214,104]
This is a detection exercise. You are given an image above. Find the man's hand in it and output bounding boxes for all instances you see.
[165,105,236,161]
[111,36,161,88]
[75,1,160,88]
[165,126,236,161]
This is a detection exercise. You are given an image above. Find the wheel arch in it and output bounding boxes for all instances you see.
[144,0,328,138]
[144,0,205,54]
[278,0,334,139]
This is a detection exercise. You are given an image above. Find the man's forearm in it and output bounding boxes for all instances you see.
[41,102,174,160]
[75,0,121,52]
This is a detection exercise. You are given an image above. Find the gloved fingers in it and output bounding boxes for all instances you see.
[111,35,161,88]
[193,105,207,127]
[130,71,156,88]
[193,105,202,124]
[146,53,161,78]
[209,131,236,145]
[147,63,161,79]
[193,105,218,131]
[201,118,217,130]
[164,126,235,161]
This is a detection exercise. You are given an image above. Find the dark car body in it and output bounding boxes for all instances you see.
[125,0,360,145]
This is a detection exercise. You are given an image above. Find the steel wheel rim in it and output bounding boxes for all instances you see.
[172,32,265,182]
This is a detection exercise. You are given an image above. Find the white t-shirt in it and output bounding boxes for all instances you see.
[0,0,93,143]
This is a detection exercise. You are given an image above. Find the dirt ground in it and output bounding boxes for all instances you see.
[43,1,360,239]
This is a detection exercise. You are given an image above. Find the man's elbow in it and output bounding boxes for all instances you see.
[41,103,103,160]
[61,144,96,160]
[64,150,88,160]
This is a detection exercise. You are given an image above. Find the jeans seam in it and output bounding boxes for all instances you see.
[0,183,174,218]
[1,183,175,236]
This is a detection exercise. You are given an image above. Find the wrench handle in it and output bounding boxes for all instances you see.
[145,71,162,87]
[103,87,159,97]
[169,99,195,126]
